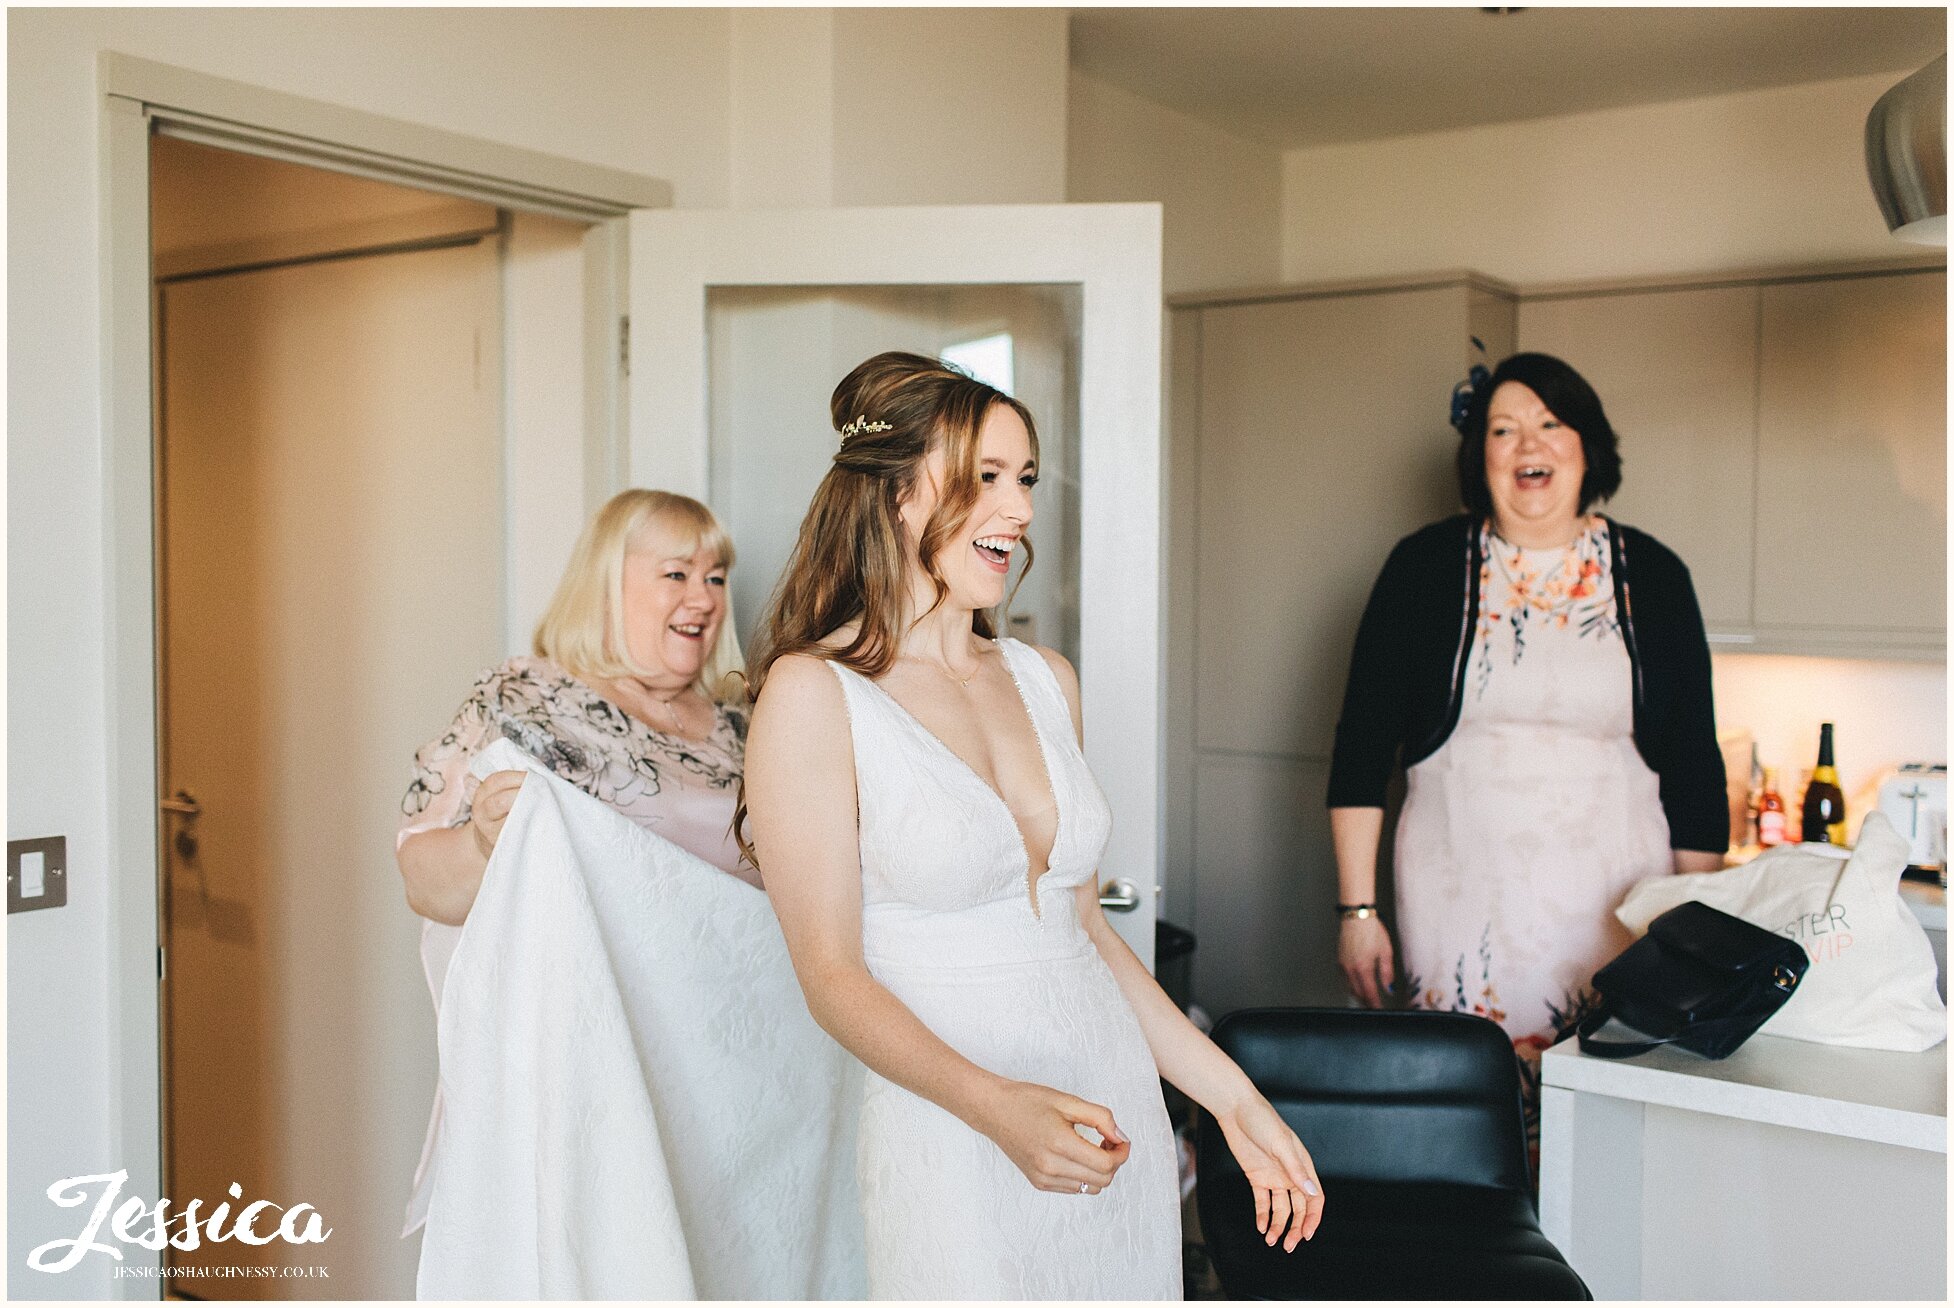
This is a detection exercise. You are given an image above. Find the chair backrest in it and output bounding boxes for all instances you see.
[1203,1007,1532,1193]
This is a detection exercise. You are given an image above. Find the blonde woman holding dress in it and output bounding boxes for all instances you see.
[395,489,759,1234]
[398,488,755,921]
[739,352,1323,1300]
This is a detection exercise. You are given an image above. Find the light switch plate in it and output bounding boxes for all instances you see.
[9,837,67,913]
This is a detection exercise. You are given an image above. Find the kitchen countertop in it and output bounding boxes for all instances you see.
[1541,1026,1948,1300]
[1901,878,1946,931]
[1542,1027,1946,1151]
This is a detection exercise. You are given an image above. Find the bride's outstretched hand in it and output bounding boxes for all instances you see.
[1216,1094,1324,1252]
[978,1081,1131,1195]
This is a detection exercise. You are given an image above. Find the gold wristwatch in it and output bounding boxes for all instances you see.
[1337,902,1378,921]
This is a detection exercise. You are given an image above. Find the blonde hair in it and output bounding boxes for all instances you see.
[733,351,1037,867]
[533,489,745,702]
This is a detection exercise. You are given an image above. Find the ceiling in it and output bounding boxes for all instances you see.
[1068,7,1947,149]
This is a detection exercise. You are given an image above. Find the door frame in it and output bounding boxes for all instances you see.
[100,53,668,1292]
[629,203,1166,965]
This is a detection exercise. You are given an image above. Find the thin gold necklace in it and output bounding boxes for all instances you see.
[624,680,703,734]
[903,651,980,688]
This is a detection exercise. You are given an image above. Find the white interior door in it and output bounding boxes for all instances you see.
[160,238,504,1297]
[627,204,1164,966]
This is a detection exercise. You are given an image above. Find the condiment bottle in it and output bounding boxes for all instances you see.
[1757,768,1787,848]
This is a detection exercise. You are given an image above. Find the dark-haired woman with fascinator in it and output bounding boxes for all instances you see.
[1327,352,1728,1156]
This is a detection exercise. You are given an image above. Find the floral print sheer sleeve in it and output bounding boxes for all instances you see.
[398,676,497,848]
[398,655,750,880]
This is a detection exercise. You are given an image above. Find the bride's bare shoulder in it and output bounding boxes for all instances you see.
[758,651,842,695]
[1026,643,1078,692]
[1024,643,1083,732]
[755,621,872,719]
[755,632,855,718]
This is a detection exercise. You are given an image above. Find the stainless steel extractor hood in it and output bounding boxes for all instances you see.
[1866,56,1947,247]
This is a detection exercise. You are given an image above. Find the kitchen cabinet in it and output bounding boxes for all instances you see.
[1542,1033,1946,1299]
[1193,284,1487,759]
[1754,270,1946,649]
[1520,262,1945,660]
[1518,285,1758,632]
[1168,274,1515,1014]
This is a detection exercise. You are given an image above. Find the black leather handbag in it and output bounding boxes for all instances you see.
[1577,900,1810,1060]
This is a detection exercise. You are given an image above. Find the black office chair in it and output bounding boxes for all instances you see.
[1195,1008,1590,1301]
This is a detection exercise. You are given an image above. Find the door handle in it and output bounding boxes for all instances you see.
[1098,878,1140,913]
[159,791,210,914]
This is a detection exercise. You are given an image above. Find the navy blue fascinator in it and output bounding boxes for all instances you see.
[1448,336,1491,434]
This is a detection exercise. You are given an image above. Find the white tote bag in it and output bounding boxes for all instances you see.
[1614,810,1945,1052]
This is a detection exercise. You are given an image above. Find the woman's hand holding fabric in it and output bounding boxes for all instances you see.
[1215,1094,1324,1251]
[976,1080,1130,1195]
[1338,915,1396,1007]
[468,770,528,861]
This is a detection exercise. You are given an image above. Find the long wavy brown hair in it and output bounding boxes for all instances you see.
[732,350,1038,869]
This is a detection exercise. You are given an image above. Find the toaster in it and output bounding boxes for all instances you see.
[1878,763,1947,878]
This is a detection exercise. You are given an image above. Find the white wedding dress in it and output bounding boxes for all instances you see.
[827,638,1181,1300]
[413,739,866,1300]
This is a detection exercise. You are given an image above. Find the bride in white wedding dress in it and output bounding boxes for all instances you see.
[739,352,1326,1299]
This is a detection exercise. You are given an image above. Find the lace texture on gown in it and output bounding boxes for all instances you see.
[828,638,1181,1300]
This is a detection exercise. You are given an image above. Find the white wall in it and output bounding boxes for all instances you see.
[728,8,837,207]
[727,7,1071,209]
[1282,71,1913,285]
[6,10,734,1296]
[1067,68,1281,296]
[834,8,1069,206]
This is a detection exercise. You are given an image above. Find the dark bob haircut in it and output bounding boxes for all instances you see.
[1455,352,1623,518]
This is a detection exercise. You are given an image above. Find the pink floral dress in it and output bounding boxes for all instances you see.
[399,654,749,879]
[1393,518,1673,1146]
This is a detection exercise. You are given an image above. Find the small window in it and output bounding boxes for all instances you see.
[942,332,1015,397]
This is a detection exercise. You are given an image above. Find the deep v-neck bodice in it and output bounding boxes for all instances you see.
[849,647,1064,898]
[827,639,1112,947]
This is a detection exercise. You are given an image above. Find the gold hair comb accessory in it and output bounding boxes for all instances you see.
[840,416,893,441]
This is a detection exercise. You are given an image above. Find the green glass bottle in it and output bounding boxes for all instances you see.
[1801,723,1847,846]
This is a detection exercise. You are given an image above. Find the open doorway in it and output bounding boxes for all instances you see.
[97,55,667,1295]
[150,136,587,1298]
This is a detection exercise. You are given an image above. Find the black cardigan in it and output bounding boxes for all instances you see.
[1326,515,1729,854]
